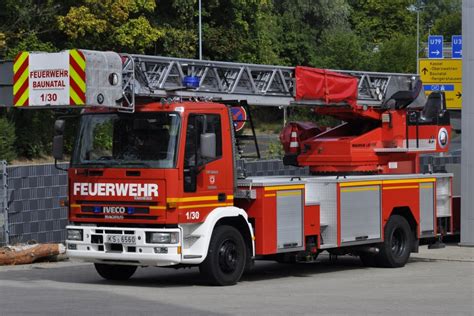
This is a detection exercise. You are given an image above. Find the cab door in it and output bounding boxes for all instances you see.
[181,112,233,222]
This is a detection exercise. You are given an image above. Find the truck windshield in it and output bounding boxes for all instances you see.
[72,112,180,168]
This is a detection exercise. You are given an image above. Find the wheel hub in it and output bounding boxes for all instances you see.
[218,240,238,273]
[391,228,406,257]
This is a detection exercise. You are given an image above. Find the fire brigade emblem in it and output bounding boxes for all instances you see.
[209,175,216,184]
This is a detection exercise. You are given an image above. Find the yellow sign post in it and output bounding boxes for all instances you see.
[419,58,462,109]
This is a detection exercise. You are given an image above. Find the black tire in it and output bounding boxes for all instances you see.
[94,263,137,281]
[199,225,247,286]
[378,215,413,268]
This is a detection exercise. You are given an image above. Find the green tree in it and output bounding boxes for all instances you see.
[0,0,60,59]
[5,33,56,59]
[349,0,416,45]
[275,0,351,66]
[0,32,6,54]
[8,110,56,159]
[375,34,417,73]
[0,116,16,163]
[420,0,461,41]
[201,0,282,64]
[57,0,163,52]
[316,28,370,70]
[151,0,197,58]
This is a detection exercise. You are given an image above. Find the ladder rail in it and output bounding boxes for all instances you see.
[0,50,420,111]
[124,54,418,110]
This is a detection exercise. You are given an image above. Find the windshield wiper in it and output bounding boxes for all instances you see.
[118,161,152,167]
[76,161,110,167]
[76,159,122,167]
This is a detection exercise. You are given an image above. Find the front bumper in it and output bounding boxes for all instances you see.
[66,225,182,267]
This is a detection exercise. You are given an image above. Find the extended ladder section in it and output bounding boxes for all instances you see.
[122,54,294,108]
[0,49,420,111]
[123,54,419,109]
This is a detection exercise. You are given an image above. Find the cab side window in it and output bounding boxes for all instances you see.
[204,115,222,158]
[184,114,222,168]
[183,114,222,192]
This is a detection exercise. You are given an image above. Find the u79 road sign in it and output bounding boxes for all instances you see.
[428,35,443,59]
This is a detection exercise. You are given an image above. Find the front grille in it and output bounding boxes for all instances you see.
[109,244,123,252]
[81,206,150,214]
[76,214,158,220]
[76,200,158,206]
[91,235,103,244]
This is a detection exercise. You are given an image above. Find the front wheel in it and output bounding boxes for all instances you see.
[199,225,247,286]
[94,263,137,280]
[377,215,413,268]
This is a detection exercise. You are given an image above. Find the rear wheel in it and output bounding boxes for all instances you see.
[378,215,413,268]
[94,263,137,280]
[199,225,247,286]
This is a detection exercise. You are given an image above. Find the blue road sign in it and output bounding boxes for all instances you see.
[424,84,455,92]
[428,35,443,59]
[452,35,462,59]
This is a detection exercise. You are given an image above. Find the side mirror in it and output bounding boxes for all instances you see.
[52,118,69,171]
[200,133,216,159]
[52,135,64,160]
[54,119,66,135]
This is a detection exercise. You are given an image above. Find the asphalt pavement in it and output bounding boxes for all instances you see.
[0,244,472,316]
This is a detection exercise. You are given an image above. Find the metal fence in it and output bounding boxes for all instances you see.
[0,161,8,245]
[0,157,459,246]
[1,162,69,245]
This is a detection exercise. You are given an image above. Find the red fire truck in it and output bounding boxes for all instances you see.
[7,50,454,285]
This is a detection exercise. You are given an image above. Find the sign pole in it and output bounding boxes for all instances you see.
[199,0,202,60]
[416,8,420,73]
[460,0,474,246]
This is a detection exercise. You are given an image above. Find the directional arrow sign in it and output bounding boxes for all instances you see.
[428,35,444,59]
[452,35,462,59]
[419,58,462,109]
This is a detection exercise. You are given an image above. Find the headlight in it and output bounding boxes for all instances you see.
[67,229,83,241]
[146,232,179,244]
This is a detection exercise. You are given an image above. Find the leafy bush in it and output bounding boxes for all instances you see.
[0,117,16,162]
[266,141,284,159]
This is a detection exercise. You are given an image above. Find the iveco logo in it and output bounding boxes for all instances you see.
[103,206,126,214]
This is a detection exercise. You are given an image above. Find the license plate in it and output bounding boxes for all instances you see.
[106,234,136,244]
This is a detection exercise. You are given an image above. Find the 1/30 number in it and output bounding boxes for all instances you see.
[185,211,200,220]
[40,93,58,102]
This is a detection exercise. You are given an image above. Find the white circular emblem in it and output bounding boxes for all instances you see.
[438,127,449,148]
